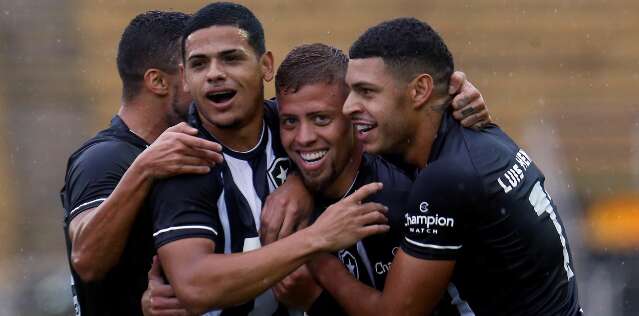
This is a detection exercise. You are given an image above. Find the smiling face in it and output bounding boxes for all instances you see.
[343,57,414,156]
[182,25,273,130]
[279,82,356,194]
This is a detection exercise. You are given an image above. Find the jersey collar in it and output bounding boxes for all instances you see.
[187,102,269,160]
[107,115,150,148]
[428,109,455,164]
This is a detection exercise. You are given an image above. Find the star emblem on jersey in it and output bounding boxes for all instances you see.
[338,250,359,279]
[267,157,290,188]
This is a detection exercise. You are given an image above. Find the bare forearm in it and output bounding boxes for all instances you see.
[162,229,325,314]
[312,256,385,316]
[315,251,453,316]
[70,161,152,281]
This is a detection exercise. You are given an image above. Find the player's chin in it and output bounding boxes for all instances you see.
[361,140,383,155]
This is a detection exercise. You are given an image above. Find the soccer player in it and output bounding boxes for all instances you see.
[309,18,583,315]
[273,43,412,314]
[149,3,390,315]
[60,11,224,316]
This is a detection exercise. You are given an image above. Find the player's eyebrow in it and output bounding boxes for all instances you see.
[306,110,332,117]
[219,48,245,56]
[187,53,207,62]
[351,82,379,91]
[187,48,247,62]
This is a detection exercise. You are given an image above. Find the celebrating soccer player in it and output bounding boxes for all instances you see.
[309,17,583,316]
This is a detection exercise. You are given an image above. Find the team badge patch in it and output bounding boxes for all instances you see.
[267,157,290,188]
[338,249,359,279]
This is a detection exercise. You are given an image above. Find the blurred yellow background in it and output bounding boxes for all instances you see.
[0,0,637,315]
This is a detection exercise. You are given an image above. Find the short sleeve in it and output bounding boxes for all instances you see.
[400,161,480,260]
[63,141,139,224]
[150,172,223,249]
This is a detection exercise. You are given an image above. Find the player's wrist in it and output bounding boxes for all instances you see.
[298,225,331,254]
[128,155,155,183]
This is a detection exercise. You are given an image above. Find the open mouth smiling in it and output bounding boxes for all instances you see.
[206,90,237,103]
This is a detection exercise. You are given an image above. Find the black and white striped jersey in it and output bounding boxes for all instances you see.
[60,115,153,316]
[151,102,295,316]
[401,110,582,315]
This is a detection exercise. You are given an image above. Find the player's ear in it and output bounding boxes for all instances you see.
[179,63,189,93]
[410,73,433,110]
[144,69,169,96]
[260,51,275,82]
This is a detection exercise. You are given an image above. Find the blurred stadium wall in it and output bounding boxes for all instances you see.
[0,0,637,314]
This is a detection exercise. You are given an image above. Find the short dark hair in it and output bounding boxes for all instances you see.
[181,2,265,60]
[116,11,189,101]
[349,17,454,95]
[275,43,349,95]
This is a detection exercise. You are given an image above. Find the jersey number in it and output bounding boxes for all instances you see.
[528,181,574,280]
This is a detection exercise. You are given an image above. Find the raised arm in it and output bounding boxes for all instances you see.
[68,123,222,281]
[157,182,389,315]
[310,250,454,316]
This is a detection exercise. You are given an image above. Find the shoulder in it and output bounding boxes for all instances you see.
[151,168,222,201]
[71,139,140,170]
[363,154,412,190]
[65,139,140,186]
[415,157,478,194]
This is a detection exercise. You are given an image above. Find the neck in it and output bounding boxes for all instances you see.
[200,103,264,152]
[322,143,364,200]
[118,95,169,144]
[403,102,446,169]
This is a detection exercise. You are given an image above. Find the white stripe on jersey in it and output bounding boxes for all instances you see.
[448,283,475,316]
[356,240,377,288]
[70,197,107,215]
[152,225,218,237]
[404,237,462,250]
[217,187,232,254]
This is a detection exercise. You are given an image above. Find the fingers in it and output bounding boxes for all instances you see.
[358,207,389,225]
[344,182,383,203]
[146,310,190,316]
[459,98,490,129]
[174,165,211,175]
[177,156,218,168]
[451,82,481,111]
[461,110,490,129]
[151,283,177,298]
[277,209,297,240]
[149,295,183,310]
[148,256,163,282]
[358,201,388,216]
[273,282,286,300]
[448,71,466,95]
[259,199,284,245]
[165,122,198,135]
[358,224,390,238]
[452,96,484,121]
[178,134,223,153]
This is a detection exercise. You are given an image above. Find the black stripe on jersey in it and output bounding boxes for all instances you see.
[152,102,293,316]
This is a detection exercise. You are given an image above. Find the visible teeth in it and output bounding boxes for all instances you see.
[355,124,373,133]
[300,150,327,162]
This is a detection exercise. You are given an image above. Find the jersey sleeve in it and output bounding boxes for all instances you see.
[150,172,223,249]
[400,161,482,260]
[62,141,138,224]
